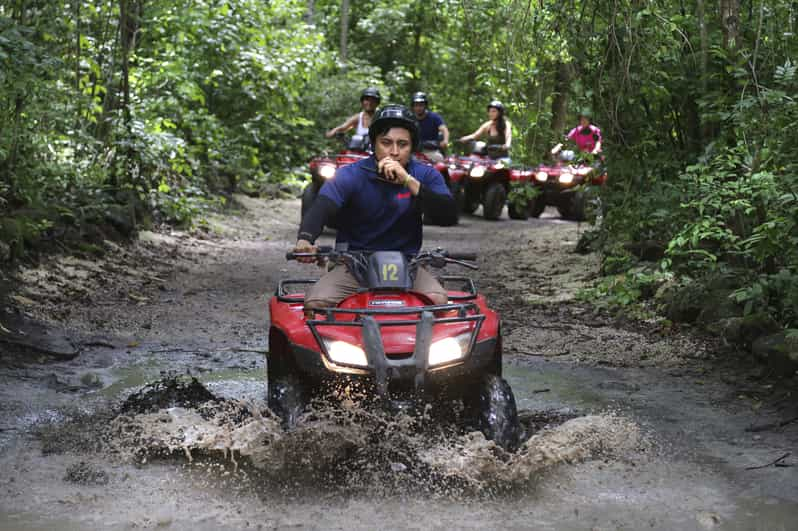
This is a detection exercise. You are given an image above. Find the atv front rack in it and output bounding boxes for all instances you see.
[307,303,486,398]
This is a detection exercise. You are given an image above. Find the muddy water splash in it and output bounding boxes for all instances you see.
[91,378,641,495]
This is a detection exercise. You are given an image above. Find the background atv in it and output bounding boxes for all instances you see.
[451,142,535,221]
[303,134,370,223]
[415,140,462,226]
[531,147,607,221]
[268,247,520,451]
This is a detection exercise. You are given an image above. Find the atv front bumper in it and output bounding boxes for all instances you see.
[290,311,499,397]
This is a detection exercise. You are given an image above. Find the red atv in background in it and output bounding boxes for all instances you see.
[531,145,607,221]
[303,134,370,223]
[267,246,520,451]
[448,141,535,220]
[415,140,463,226]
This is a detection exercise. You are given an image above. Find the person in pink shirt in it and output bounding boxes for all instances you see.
[566,111,602,154]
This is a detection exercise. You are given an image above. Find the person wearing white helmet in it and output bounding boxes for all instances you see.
[458,100,512,159]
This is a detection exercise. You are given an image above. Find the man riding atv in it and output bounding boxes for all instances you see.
[276,106,520,450]
[411,92,450,163]
[551,109,604,171]
[295,104,458,309]
[535,110,607,221]
[325,87,382,142]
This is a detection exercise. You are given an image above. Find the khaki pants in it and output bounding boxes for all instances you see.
[305,265,447,309]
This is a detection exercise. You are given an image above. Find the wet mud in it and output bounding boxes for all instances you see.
[1,198,797,530]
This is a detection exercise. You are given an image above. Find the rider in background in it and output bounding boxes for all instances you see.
[411,92,449,163]
[458,100,512,159]
[325,87,381,141]
[551,110,604,173]
[295,105,457,311]
[566,110,602,155]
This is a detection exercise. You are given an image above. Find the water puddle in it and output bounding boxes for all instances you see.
[37,376,642,498]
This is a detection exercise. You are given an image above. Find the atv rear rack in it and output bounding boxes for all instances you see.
[306,304,486,397]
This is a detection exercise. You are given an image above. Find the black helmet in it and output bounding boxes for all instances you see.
[487,100,505,112]
[369,104,419,150]
[360,87,381,104]
[411,91,428,105]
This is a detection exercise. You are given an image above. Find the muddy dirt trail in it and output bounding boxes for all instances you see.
[1,196,796,530]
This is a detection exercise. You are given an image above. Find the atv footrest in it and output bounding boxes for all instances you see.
[276,279,319,301]
[439,276,478,300]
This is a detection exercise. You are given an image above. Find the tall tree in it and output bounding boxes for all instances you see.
[340,0,349,63]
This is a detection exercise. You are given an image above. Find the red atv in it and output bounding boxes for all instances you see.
[531,147,607,221]
[303,135,370,223]
[415,140,463,226]
[267,246,520,451]
[449,142,535,220]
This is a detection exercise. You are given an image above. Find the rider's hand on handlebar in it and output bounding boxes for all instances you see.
[439,140,449,150]
[294,239,319,264]
[377,157,410,185]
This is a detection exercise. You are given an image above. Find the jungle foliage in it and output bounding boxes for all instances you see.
[1,1,797,330]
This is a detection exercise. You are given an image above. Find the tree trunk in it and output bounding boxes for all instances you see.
[697,0,708,91]
[550,62,571,138]
[720,0,740,51]
[6,2,28,184]
[340,0,349,63]
[75,0,81,94]
[117,0,141,187]
[305,0,315,24]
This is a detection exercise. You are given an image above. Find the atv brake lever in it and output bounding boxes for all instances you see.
[448,258,478,270]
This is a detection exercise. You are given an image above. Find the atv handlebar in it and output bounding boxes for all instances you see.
[285,245,333,261]
[447,252,477,261]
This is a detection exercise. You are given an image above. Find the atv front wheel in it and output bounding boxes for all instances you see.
[267,328,310,428]
[463,187,481,214]
[507,200,529,220]
[557,190,586,221]
[451,182,466,214]
[267,372,308,429]
[483,183,506,220]
[471,374,520,452]
[528,195,546,218]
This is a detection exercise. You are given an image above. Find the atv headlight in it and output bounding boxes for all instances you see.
[319,164,336,179]
[559,172,575,184]
[470,166,486,178]
[535,171,548,182]
[428,332,472,367]
[323,339,368,367]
